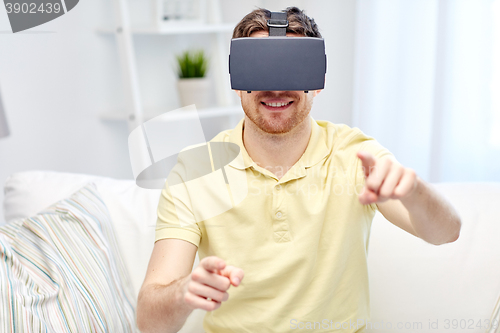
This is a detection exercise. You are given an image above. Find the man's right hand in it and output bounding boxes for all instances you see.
[181,256,244,312]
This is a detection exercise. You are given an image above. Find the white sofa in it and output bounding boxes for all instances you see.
[2,170,500,333]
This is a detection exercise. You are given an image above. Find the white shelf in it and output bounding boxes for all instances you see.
[97,23,236,35]
[100,105,244,122]
[105,0,233,130]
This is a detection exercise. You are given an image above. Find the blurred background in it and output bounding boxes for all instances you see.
[0,0,499,223]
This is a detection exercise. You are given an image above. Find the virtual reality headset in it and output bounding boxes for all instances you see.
[229,11,327,92]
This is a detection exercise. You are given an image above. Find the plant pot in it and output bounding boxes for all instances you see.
[177,77,212,110]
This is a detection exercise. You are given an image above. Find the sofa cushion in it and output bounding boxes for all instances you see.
[367,182,500,332]
[2,171,161,298]
[0,183,137,332]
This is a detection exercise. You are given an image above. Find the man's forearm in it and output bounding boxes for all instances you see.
[400,177,461,245]
[137,276,193,333]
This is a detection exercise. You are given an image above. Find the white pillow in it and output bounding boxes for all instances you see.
[0,183,137,332]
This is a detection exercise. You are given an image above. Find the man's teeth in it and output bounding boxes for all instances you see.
[264,102,291,107]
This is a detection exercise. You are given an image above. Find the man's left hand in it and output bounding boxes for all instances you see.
[356,151,418,205]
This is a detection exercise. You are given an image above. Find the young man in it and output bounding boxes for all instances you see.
[137,7,461,333]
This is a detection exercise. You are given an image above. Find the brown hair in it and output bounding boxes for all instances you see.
[232,7,322,39]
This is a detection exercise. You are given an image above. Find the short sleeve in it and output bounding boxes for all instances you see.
[351,131,395,212]
[155,166,202,247]
[361,138,394,161]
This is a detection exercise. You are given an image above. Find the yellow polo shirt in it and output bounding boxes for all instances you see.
[156,116,393,333]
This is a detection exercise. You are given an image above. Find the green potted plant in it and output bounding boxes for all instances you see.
[176,49,212,109]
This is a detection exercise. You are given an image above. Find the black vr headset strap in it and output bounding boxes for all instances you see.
[250,11,309,93]
[267,11,288,36]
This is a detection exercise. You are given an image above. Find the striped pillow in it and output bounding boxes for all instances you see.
[0,183,137,332]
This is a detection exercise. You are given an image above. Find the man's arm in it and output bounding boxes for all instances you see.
[357,151,461,245]
[137,238,197,333]
[136,239,244,333]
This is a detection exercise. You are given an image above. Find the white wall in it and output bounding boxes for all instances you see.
[0,0,357,223]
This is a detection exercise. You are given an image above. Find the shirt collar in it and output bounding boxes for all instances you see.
[227,116,329,171]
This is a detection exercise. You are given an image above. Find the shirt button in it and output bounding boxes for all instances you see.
[276,185,282,191]
[276,211,282,218]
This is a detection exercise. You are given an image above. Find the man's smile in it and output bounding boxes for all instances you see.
[260,98,294,111]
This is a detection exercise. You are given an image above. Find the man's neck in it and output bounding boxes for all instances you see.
[242,116,312,180]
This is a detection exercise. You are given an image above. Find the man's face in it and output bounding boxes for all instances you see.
[235,30,322,135]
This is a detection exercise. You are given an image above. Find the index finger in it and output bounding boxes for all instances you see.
[200,256,226,273]
[219,265,245,287]
[357,151,376,177]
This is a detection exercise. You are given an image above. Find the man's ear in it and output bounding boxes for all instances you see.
[313,89,322,97]
[235,90,242,98]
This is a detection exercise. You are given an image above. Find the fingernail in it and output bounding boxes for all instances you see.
[233,277,240,285]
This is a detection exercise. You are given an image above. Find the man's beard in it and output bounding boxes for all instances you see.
[242,97,312,135]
